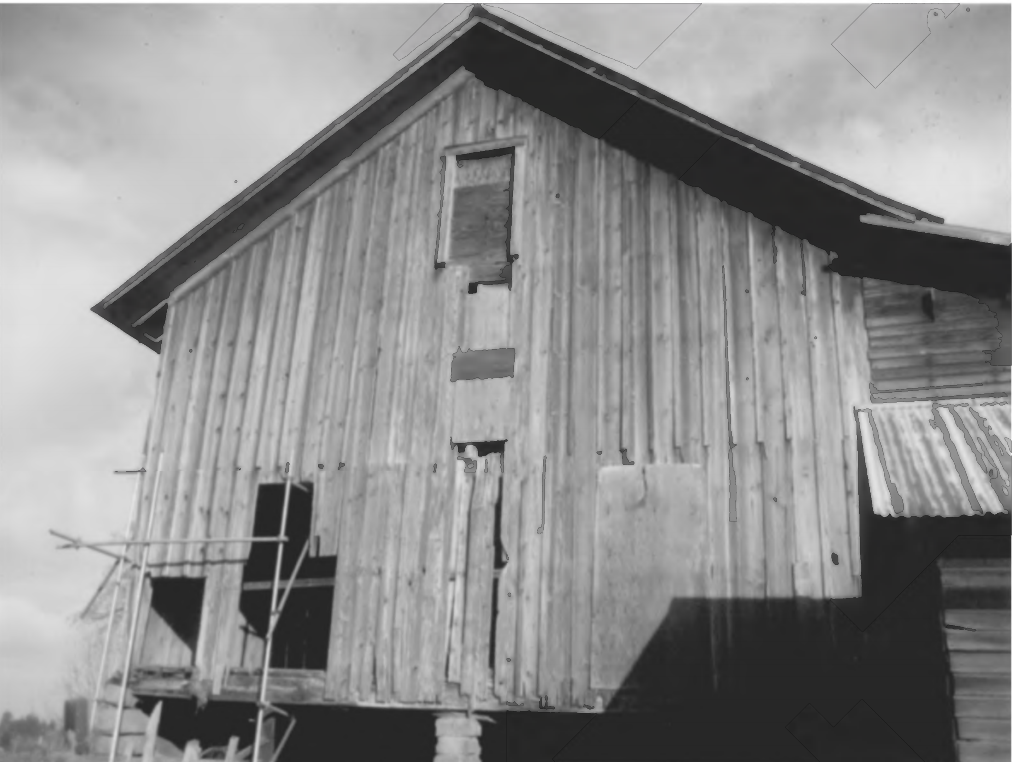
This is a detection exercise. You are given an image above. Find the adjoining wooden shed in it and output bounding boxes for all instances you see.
[87,5,1009,759]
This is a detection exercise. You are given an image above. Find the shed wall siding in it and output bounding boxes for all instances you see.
[133,70,867,709]
[862,279,1010,401]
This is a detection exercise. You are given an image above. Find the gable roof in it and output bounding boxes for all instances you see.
[93,4,1011,352]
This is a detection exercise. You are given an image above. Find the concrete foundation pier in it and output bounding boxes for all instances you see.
[433,712,482,762]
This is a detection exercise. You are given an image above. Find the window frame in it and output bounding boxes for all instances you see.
[435,136,528,278]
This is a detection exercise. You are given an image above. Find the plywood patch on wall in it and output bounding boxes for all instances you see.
[591,464,706,690]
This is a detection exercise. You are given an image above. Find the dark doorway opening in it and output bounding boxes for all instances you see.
[238,483,336,670]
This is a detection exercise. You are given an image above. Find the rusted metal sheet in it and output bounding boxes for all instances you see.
[858,399,1011,517]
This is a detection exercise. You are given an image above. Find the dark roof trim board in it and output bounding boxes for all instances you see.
[93,5,1012,353]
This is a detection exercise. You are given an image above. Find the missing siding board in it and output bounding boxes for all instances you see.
[237,482,335,670]
[437,147,515,286]
[139,577,205,667]
[450,347,516,381]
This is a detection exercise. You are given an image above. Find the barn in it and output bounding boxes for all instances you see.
[82,6,1010,761]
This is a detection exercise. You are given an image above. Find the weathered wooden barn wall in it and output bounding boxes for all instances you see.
[862,279,1010,401]
[131,69,869,710]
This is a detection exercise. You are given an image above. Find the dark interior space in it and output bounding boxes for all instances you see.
[135,697,253,758]
[238,588,334,670]
[140,577,205,665]
[238,482,336,670]
[149,578,204,652]
[490,467,506,672]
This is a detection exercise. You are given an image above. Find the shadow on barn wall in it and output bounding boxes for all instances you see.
[502,435,1009,762]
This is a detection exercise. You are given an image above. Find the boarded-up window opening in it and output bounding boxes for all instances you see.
[450,347,516,382]
[140,577,205,667]
[436,148,515,288]
[238,483,336,670]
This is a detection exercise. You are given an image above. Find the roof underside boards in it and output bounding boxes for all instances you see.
[858,399,1012,517]
[92,6,1012,353]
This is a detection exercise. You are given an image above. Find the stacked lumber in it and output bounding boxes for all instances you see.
[939,558,1011,762]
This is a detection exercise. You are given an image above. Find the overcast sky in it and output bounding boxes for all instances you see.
[1,2,1008,718]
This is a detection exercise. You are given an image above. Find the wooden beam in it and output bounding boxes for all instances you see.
[140,702,162,762]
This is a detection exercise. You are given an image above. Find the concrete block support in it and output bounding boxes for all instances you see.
[434,712,482,762]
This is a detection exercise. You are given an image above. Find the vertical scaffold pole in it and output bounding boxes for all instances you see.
[89,465,146,738]
[252,458,295,762]
[108,453,164,762]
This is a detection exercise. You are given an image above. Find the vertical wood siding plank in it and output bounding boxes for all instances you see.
[833,273,869,581]
[254,217,300,474]
[370,128,420,467]
[696,195,731,597]
[666,177,683,459]
[446,452,475,686]
[615,153,631,457]
[749,217,794,597]
[477,80,499,142]
[318,161,378,561]
[569,132,600,708]
[199,241,268,686]
[187,256,248,574]
[281,192,332,482]
[631,160,652,465]
[775,231,823,598]
[724,206,765,598]
[323,156,381,701]
[456,76,481,144]
[598,146,623,467]
[303,176,355,498]
[416,266,469,701]
[649,166,675,465]
[167,276,226,572]
[677,183,703,464]
[343,140,400,702]
[473,452,502,700]
[390,104,443,702]
[804,242,856,597]
[541,120,576,708]
[387,119,435,466]
[276,187,330,484]
[423,78,485,700]
[212,228,288,681]
[517,109,551,702]
[460,453,498,699]
[405,89,462,703]
[183,258,244,666]
[141,295,190,574]
[372,126,423,703]
[388,112,439,701]
[495,96,534,702]
[534,116,565,704]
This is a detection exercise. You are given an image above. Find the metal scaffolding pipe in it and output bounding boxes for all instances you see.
[50,531,140,568]
[252,461,296,762]
[56,535,289,549]
[108,454,163,762]
[88,466,146,738]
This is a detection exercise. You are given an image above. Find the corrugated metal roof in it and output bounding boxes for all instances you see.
[858,398,1011,517]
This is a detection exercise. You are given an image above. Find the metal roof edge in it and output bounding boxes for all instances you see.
[860,214,1012,248]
